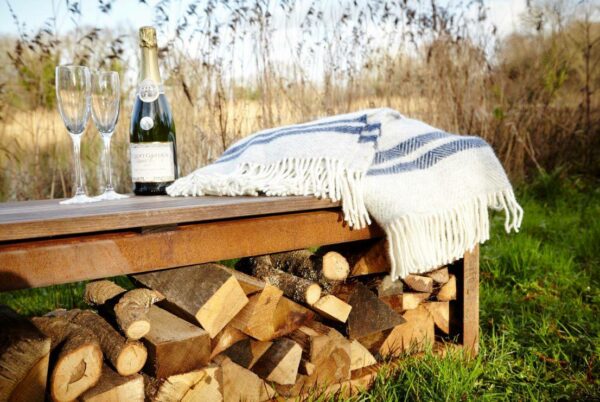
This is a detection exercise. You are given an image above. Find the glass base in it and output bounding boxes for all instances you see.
[59,193,100,205]
[93,190,130,201]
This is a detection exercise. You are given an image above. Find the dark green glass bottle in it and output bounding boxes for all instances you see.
[130,26,178,195]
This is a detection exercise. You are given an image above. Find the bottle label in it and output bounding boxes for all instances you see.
[131,142,175,183]
[138,79,160,103]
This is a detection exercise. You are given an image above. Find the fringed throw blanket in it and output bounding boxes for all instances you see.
[168,108,523,280]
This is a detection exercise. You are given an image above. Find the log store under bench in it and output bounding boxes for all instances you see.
[0,196,479,401]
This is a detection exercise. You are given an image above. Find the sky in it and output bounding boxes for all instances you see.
[0,0,529,84]
[0,0,527,38]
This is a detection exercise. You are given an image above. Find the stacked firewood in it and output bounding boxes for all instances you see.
[0,239,456,402]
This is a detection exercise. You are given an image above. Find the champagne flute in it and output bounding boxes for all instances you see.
[56,65,97,204]
[91,70,128,200]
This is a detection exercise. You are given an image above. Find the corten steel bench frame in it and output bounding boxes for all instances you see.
[0,196,479,354]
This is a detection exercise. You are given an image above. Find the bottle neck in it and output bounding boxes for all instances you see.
[139,46,161,84]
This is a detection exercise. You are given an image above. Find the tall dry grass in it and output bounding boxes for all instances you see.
[0,0,598,201]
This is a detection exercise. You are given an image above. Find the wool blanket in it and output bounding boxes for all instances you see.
[167,108,523,280]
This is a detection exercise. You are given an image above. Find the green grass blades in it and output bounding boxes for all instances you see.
[0,174,598,400]
[345,176,599,401]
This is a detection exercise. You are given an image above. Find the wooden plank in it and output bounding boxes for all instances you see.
[450,245,479,356]
[0,196,340,242]
[0,210,382,291]
[462,246,480,355]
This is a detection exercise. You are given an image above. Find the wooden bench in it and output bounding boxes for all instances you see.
[0,195,479,354]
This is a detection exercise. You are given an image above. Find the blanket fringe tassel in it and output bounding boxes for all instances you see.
[166,157,371,228]
[384,188,524,280]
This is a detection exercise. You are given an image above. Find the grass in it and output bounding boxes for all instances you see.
[1,174,598,401]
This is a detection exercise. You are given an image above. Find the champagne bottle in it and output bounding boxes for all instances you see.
[130,26,178,195]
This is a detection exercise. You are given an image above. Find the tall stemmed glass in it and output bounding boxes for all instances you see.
[56,65,97,204]
[91,71,128,200]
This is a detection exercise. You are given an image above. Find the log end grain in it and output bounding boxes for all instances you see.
[321,251,350,281]
[305,283,322,306]
[50,341,103,402]
[115,341,147,376]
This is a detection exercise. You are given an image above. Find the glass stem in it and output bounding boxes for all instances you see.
[69,133,86,196]
[102,133,115,192]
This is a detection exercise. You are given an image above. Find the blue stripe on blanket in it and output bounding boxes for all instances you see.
[216,124,368,164]
[372,131,450,165]
[220,115,368,159]
[358,123,382,143]
[366,137,488,176]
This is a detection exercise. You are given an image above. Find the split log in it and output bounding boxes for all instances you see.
[379,304,434,356]
[230,284,313,341]
[288,321,351,384]
[144,365,222,402]
[425,301,450,334]
[133,264,249,338]
[80,365,144,402]
[214,355,275,402]
[0,305,51,402]
[269,249,348,291]
[380,292,430,313]
[210,325,248,359]
[242,256,322,305]
[220,338,272,369]
[436,275,457,301]
[275,364,379,400]
[402,275,434,293]
[373,275,404,297]
[322,239,389,277]
[30,315,102,402]
[335,283,405,339]
[355,329,392,354]
[298,359,316,376]
[426,267,449,284]
[230,269,265,295]
[350,339,377,371]
[58,309,147,376]
[84,280,164,340]
[310,294,352,323]
[143,305,210,378]
[251,338,302,385]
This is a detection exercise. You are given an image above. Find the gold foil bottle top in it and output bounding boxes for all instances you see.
[139,26,157,48]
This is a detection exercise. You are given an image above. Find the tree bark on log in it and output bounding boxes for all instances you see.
[0,305,51,402]
[239,256,322,305]
[30,315,102,402]
[84,280,164,340]
[269,250,348,291]
[57,309,147,376]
